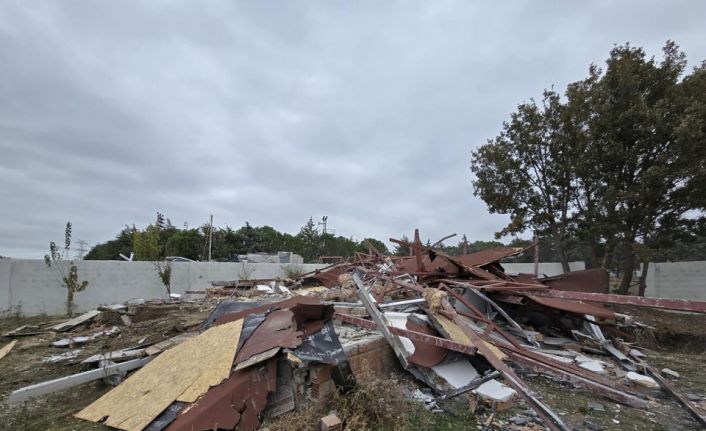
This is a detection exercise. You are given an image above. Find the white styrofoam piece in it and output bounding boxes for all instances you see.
[474,379,517,402]
[384,312,415,355]
[431,359,479,389]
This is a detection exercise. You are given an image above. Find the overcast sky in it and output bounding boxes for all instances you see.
[1,1,705,258]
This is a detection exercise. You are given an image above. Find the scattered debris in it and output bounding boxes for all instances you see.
[51,310,102,332]
[626,371,659,389]
[4,237,706,430]
[43,349,82,363]
[0,339,17,361]
[661,368,680,379]
[319,413,342,431]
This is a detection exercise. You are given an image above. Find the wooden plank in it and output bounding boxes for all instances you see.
[0,339,17,361]
[51,310,102,332]
[8,357,152,404]
[144,333,195,356]
[75,319,243,431]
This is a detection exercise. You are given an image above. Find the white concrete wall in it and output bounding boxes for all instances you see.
[502,262,586,277]
[0,259,326,316]
[644,261,706,301]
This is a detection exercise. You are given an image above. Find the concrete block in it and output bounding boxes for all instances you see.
[626,372,659,388]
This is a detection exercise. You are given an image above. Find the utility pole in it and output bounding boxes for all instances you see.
[319,216,328,235]
[533,233,539,277]
[208,215,213,262]
[76,240,88,260]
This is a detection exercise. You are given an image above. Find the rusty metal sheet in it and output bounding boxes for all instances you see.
[214,296,322,326]
[301,264,349,288]
[235,310,302,364]
[526,295,616,320]
[166,357,277,431]
[405,320,448,368]
[527,290,706,313]
[456,246,528,267]
[541,268,609,293]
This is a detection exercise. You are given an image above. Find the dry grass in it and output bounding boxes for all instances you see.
[265,364,435,431]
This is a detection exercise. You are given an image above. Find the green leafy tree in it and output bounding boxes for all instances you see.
[472,89,576,272]
[297,217,321,262]
[473,41,706,293]
[165,229,204,260]
[393,235,412,256]
[154,261,173,297]
[132,224,161,261]
[44,222,89,316]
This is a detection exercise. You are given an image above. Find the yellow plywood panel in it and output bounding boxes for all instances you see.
[434,314,472,346]
[0,339,17,361]
[76,319,243,431]
[433,315,507,361]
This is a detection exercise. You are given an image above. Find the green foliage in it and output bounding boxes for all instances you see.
[357,238,390,255]
[132,224,161,261]
[393,235,412,256]
[84,225,136,260]
[472,41,706,290]
[165,229,204,260]
[154,261,172,297]
[44,222,89,316]
[85,215,391,263]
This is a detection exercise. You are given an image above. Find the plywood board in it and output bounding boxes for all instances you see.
[0,339,17,361]
[431,314,507,360]
[51,310,101,332]
[76,319,243,431]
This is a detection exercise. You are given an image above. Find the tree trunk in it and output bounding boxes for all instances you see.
[637,261,649,297]
[67,288,74,317]
[602,239,615,270]
[616,242,635,295]
[553,232,570,273]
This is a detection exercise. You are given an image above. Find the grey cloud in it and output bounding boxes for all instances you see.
[1,1,706,257]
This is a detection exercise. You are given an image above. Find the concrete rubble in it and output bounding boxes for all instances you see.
[2,230,706,430]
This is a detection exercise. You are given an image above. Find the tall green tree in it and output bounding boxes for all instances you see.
[473,41,706,293]
[472,89,576,272]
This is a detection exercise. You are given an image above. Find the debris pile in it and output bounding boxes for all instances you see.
[2,230,706,430]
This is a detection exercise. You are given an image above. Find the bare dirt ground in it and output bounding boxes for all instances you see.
[0,304,212,431]
[0,302,704,431]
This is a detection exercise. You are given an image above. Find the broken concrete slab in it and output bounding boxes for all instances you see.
[43,349,82,363]
[579,360,607,374]
[661,368,680,379]
[626,371,659,388]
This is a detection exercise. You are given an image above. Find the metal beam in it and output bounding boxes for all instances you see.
[335,312,476,355]
[645,365,706,426]
[352,270,410,368]
[526,290,706,313]
[8,357,152,404]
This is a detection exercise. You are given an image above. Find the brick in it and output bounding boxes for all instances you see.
[310,365,332,384]
[320,413,342,431]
